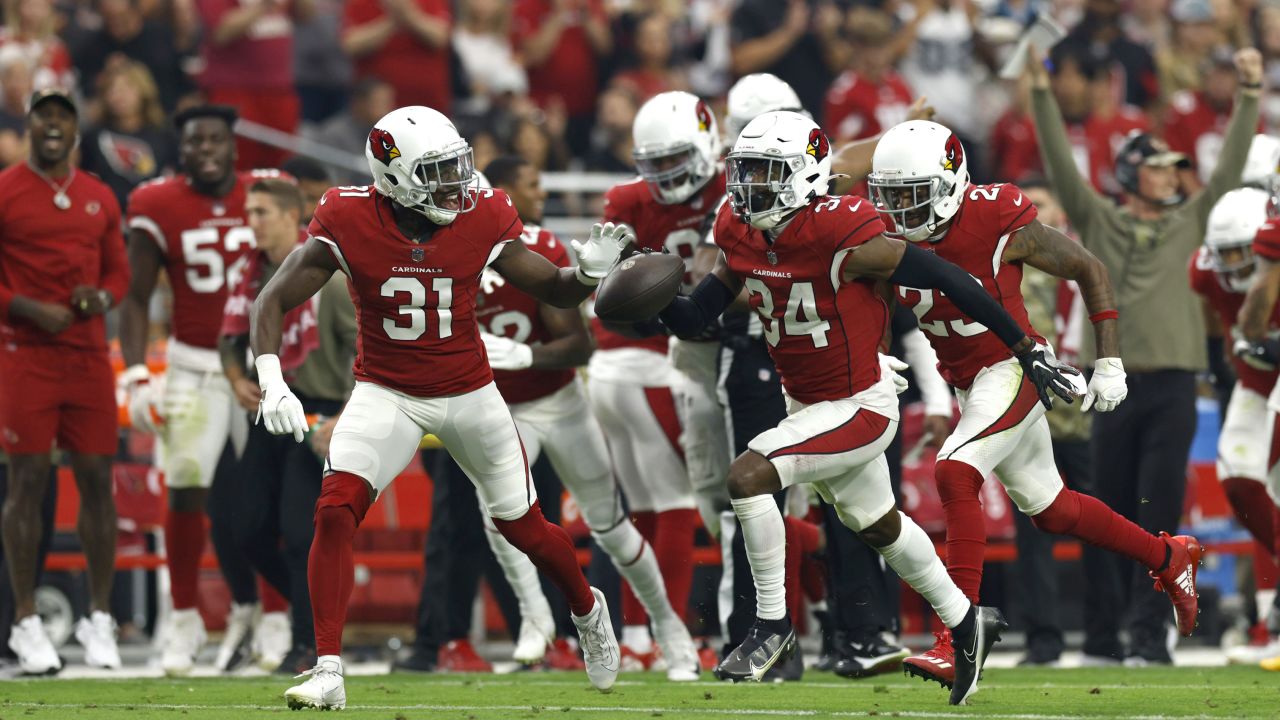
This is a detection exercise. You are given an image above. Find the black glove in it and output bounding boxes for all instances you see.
[1234,336,1280,371]
[1016,343,1085,410]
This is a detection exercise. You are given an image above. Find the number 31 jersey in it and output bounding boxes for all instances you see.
[308,186,524,398]
[126,171,280,349]
[895,183,1042,389]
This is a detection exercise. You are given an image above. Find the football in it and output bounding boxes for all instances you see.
[593,252,685,322]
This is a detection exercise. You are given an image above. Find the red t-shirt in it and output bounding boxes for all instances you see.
[988,110,1042,183]
[308,185,523,398]
[0,165,127,350]
[1188,246,1280,395]
[512,0,606,116]
[714,195,888,404]
[823,71,914,143]
[197,0,294,89]
[895,184,1043,389]
[478,225,576,404]
[344,0,452,113]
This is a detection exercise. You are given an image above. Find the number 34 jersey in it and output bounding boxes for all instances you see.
[126,171,282,350]
[895,183,1043,390]
[308,186,524,398]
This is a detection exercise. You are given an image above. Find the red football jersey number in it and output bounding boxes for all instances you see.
[664,228,702,291]
[743,278,831,348]
[180,226,256,294]
[380,277,455,341]
[898,286,988,338]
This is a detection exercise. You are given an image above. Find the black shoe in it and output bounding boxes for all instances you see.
[274,644,317,676]
[391,646,438,673]
[713,618,797,682]
[949,606,1007,706]
[833,634,910,679]
[763,641,804,682]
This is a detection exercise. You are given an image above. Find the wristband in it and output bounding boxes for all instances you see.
[255,353,285,387]
[575,266,601,287]
[1090,309,1119,323]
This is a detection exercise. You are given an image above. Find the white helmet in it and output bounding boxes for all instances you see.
[366,106,477,225]
[867,120,971,242]
[1242,134,1280,189]
[1205,187,1269,293]
[726,111,832,231]
[725,73,805,142]
[632,91,722,205]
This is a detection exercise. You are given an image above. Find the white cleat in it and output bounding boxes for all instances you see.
[9,614,61,675]
[75,611,121,669]
[215,602,257,673]
[161,608,207,677]
[513,613,555,665]
[571,587,620,692]
[285,655,347,710]
[253,611,292,672]
[654,617,700,682]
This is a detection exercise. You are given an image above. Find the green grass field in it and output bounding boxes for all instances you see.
[2,667,1278,719]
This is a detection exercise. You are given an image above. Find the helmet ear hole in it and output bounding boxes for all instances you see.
[383,174,399,186]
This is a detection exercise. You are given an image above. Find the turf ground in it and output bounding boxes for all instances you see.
[1,666,1276,720]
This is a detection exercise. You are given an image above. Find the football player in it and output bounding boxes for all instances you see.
[252,107,627,710]
[589,91,721,665]
[119,105,288,675]
[866,121,1203,686]
[654,110,1079,705]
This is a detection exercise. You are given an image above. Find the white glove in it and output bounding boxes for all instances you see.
[879,353,910,395]
[1082,356,1127,413]
[481,332,533,371]
[255,354,308,442]
[121,364,163,434]
[570,222,633,285]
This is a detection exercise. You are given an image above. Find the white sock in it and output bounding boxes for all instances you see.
[876,512,970,627]
[593,522,680,628]
[622,624,652,652]
[317,654,343,674]
[730,495,787,621]
[482,515,553,621]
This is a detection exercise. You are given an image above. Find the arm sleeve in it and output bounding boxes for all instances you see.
[889,243,1028,350]
[1029,87,1112,241]
[99,198,130,305]
[1187,93,1261,231]
[658,273,736,339]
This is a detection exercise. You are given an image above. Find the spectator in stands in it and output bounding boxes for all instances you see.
[1262,4,1280,134]
[303,77,393,183]
[1165,47,1251,185]
[453,0,527,113]
[513,0,611,158]
[1120,0,1171,51]
[1156,0,1222,101]
[729,0,844,121]
[70,0,188,111]
[1028,46,1262,665]
[0,45,32,168]
[341,0,451,113]
[1056,0,1159,110]
[585,84,638,174]
[279,155,331,222]
[823,8,913,144]
[512,114,568,172]
[196,0,307,170]
[79,60,176,209]
[1053,43,1150,196]
[611,13,686,103]
[0,0,74,91]
[988,76,1042,183]
[293,0,351,124]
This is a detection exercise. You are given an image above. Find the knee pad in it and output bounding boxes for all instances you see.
[935,459,984,506]
[315,471,373,526]
[1030,489,1078,535]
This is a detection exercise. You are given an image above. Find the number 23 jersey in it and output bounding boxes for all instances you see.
[308,186,524,398]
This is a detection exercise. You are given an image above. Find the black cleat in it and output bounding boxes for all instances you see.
[274,644,317,676]
[713,618,797,682]
[834,634,910,679]
[949,606,1007,706]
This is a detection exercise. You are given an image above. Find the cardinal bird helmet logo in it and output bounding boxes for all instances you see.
[369,128,401,166]
[806,128,829,163]
[695,100,712,133]
[942,134,964,173]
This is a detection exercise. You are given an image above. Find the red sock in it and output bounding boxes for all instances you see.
[621,510,656,627]
[652,508,696,622]
[259,576,289,614]
[165,509,207,610]
[935,460,987,602]
[787,518,826,603]
[493,500,595,617]
[1254,542,1279,592]
[1031,488,1166,569]
[1223,478,1278,552]
[310,472,372,657]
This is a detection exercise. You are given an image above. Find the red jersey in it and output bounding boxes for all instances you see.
[343,0,451,112]
[896,183,1042,389]
[478,225,575,404]
[1188,246,1280,395]
[594,174,725,354]
[0,165,126,351]
[197,0,294,89]
[713,195,888,404]
[823,71,914,143]
[1256,219,1280,261]
[126,171,278,349]
[309,186,523,398]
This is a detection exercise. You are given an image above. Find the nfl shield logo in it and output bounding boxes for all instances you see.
[411,247,424,262]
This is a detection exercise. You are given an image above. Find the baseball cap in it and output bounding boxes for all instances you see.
[1126,133,1189,168]
[26,88,78,117]
[1171,0,1214,23]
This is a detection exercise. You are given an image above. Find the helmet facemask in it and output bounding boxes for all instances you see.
[384,142,478,225]
[726,153,808,231]
[634,142,712,205]
[1210,241,1256,293]
[868,173,948,243]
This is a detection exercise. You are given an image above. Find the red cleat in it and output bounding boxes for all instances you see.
[1150,532,1202,636]
[902,630,955,688]
[698,645,719,671]
[543,638,586,671]
[437,640,493,673]
[620,644,654,671]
